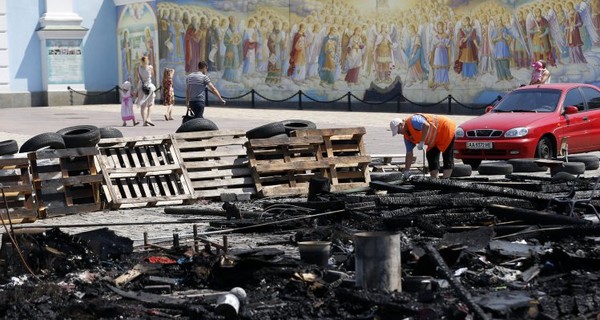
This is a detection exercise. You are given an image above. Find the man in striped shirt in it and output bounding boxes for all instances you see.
[186,60,226,118]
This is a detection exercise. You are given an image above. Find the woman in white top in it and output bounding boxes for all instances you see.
[136,55,156,126]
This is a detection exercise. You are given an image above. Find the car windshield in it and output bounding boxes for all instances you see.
[493,90,561,113]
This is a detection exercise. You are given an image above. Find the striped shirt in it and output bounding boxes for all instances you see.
[186,72,211,102]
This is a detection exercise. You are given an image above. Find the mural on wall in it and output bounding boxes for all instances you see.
[117,0,600,105]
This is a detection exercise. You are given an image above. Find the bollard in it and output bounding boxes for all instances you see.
[354,231,402,291]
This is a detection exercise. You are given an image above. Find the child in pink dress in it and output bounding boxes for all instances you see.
[162,68,175,121]
[120,81,139,126]
[529,60,551,85]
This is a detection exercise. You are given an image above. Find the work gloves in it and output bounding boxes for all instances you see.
[401,170,411,180]
[417,141,425,150]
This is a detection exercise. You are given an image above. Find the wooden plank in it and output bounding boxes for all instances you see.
[103,164,182,175]
[255,160,330,173]
[32,147,97,160]
[192,176,255,189]
[293,127,366,137]
[260,185,310,197]
[187,167,252,180]
[195,187,256,198]
[35,174,103,189]
[0,156,29,166]
[116,194,192,204]
[177,136,248,149]
[179,149,248,160]
[247,136,323,148]
[327,156,372,166]
[185,158,248,170]
[174,129,246,139]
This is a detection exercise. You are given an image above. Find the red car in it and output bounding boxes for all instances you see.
[454,83,600,169]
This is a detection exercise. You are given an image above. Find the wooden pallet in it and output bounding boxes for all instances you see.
[173,130,255,199]
[29,148,103,218]
[291,127,371,190]
[96,135,195,208]
[0,154,37,223]
[246,135,328,197]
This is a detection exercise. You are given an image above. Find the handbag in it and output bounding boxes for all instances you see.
[142,85,151,95]
[182,109,195,124]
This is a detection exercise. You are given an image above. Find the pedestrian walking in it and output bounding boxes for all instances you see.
[136,55,156,126]
[162,68,175,121]
[185,60,226,119]
[120,81,139,126]
[529,60,551,85]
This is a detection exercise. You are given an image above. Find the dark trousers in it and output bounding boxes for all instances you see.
[189,100,205,118]
[426,137,455,171]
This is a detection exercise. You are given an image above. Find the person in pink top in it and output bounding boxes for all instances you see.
[529,60,551,85]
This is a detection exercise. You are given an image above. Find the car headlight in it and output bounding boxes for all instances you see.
[504,127,529,137]
[455,127,465,138]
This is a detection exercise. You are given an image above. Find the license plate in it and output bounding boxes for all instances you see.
[466,141,493,150]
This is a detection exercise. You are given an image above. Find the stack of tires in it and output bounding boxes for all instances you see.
[245,119,317,139]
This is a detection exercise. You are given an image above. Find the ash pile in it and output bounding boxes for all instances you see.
[1,173,600,320]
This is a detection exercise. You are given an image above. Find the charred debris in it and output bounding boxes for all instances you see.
[1,174,600,319]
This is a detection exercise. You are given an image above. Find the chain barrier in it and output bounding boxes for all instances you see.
[349,92,403,105]
[449,95,501,110]
[66,85,496,114]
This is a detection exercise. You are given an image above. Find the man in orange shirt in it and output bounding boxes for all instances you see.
[390,114,457,179]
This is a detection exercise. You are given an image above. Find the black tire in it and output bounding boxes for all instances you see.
[507,158,548,172]
[535,137,554,160]
[281,119,317,136]
[451,164,472,177]
[246,121,286,139]
[19,132,66,153]
[477,161,513,175]
[0,140,18,156]
[175,118,219,133]
[98,127,124,147]
[550,162,586,176]
[57,125,101,148]
[557,155,600,170]
[99,127,123,139]
[462,159,482,170]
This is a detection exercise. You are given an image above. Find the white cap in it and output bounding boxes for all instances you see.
[122,81,131,91]
[390,118,404,136]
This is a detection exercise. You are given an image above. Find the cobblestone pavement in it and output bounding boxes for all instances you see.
[1,104,597,248]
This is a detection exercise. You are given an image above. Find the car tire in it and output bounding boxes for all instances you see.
[462,159,481,170]
[550,162,586,176]
[19,132,66,153]
[451,164,472,177]
[0,140,18,156]
[175,118,219,133]
[535,137,554,160]
[282,119,317,136]
[507,158,547,172]
[246,121,286,139]
[477,161,513,175]
[97,127,124,147]
[57,125,101,148]
[557,155,600,171]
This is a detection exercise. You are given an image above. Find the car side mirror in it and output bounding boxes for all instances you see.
[564,106,579,114]
[485,106,494,113]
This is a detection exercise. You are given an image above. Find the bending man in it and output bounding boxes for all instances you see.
[390,114,456,178]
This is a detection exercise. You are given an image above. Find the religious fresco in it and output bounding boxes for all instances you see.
[116,0,600,105]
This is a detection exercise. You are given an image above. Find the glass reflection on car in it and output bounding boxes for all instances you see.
[492,90,561,113]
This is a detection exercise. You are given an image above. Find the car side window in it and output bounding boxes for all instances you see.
[581,87,600,110]
[563,89,585,112]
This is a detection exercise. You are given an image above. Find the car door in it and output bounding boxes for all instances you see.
[559,88,589,153]
[580,86,600,151]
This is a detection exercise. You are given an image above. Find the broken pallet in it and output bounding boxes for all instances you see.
[173,130,255,199]
[96,135,195,209]
[0,154,37,223]
[29,147,103,218]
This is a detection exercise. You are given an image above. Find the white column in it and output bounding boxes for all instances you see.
[0,0,8,92]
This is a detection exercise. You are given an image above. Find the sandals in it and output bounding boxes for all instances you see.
[145,121,155,126]
[164,115,169,121]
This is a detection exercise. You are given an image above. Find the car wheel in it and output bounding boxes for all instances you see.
[461,159,481,170]
[535,137,554,160]
[56,125,101,148]
[19,132,66,153]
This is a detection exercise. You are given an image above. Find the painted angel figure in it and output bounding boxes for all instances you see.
[223,15,242,83]
[318,25,340,89]
[373,23,395,83]
[526,8,556,67]
[403,23,426,87]
[306,23,325,79]
[287,23,309,82]
[344,26,364,84]
[478,14,495,75]
[426,21,449,90]
[511,11,531,69]
[546,5,568,64]
[454,16,480,80]
[242,18,258,75]
[490,15,514,81]
[363,24,378,77]
[575,0,600,49]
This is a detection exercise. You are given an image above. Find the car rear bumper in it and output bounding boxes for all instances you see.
[454,138,538,160]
